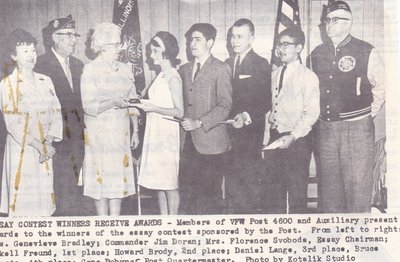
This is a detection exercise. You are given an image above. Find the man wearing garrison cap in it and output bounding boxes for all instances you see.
[35,15,94,216]
[310,1,385,213]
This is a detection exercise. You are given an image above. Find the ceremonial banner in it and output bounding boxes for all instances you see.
[112,0,145,93]
[113,0,145,160]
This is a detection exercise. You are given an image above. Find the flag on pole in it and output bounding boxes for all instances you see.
[113,0,145,93]
[271,0,302,69]
[113,0,145,162]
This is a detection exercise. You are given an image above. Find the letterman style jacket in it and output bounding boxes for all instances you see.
[310,35,385,121]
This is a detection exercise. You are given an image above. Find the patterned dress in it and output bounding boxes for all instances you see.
[0,70,62,216]
[80,60,137,199]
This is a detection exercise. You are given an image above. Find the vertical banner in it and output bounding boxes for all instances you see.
[112,0,145,93]
[270,0,302,69]
[113,0,145,162]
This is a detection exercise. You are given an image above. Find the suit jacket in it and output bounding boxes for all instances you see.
[34,51,85,156]
[226,49,271,159]
[179,55,232,155]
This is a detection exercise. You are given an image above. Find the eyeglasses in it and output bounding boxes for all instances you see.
[323,17,350,25]
[104,42,123,48]
[55,32,81,39]
[277,42,296,49]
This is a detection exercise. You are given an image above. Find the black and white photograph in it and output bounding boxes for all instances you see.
[0,0,398,261]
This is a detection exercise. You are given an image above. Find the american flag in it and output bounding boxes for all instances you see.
[271,0,302,69]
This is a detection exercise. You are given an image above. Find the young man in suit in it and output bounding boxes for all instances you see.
[225,18,271,214]
[34,15,93,216]
[179,23,233,214]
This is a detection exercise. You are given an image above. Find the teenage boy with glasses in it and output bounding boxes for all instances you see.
[263,27,320,214]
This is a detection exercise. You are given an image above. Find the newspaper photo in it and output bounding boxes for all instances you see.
[0,0,399,261]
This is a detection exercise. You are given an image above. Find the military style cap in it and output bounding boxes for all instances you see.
[44,15,76,35]
[326,0,352,14]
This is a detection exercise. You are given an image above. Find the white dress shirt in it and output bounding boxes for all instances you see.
[52,47,73,91]
[192,53,211,81]
[266,59,320,141]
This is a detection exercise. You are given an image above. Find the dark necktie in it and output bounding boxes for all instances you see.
[193,62,201,81]
[234,55,241,79]
[278,64,287,94]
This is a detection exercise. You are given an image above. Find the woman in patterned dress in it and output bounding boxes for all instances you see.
[0,29,62,216]
[80,23,139,215]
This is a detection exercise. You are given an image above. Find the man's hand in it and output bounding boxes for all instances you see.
[278,134,296,149]
[232,113,245,129]
[182,118,201,131]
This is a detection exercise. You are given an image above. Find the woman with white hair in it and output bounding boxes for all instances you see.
[80,22,139,215]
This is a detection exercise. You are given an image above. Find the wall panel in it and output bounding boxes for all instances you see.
[102,0,114,23]
[199,0,211,23]
[235,0,252,21]
[225,0,236,34]
[0,0,387,209]
[150,0,169,34]
[138,0,153,83]
[0,0,384,88]
[168,0,180,39]
[210,0,228,60]
[46,0,58,24]
[76,0,89,61]
[373,0,384,52]
[251,0,277,59]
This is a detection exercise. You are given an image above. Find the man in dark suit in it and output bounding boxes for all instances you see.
[225,18,271,213]
[34,15,93,216]
[179,23,232,214]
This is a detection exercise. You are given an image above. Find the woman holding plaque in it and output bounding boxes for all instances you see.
[0,29,62,216]
[136,32,183,215]
[80,22,139,216]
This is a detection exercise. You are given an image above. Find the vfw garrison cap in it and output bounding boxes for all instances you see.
[326,0,352,15]
[44,14,76,35]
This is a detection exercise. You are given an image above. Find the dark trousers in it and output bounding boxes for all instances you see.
[53,139,95,216]
[317,117,375,213]
[179,134,228,215]
[263,129,312,214]
[226,152,265,214]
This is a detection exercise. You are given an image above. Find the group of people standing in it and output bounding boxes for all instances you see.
[0,0,384,217]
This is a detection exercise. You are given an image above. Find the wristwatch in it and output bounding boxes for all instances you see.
[197,119,203,128]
